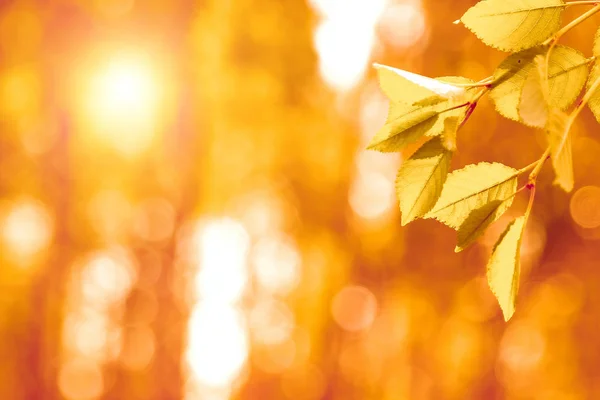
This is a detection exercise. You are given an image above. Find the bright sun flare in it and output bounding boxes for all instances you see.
[85,55,162,156]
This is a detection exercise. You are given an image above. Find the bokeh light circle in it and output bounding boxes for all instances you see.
[331,285,378,332]
[570,186,600,229]
[1,198,53,262]
[58,359,104,400]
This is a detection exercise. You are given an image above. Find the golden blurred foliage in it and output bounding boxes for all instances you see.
[1,0,600,399]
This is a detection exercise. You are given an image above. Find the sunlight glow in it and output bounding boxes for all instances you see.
[186,303,248,387]
[193,218,250,303]
[252,235,301,296]
[309,0,387,21]
[62,312,110,361]
[60,248,137,395]
[378,2,427,50]
[314,19,375,91]
[312,0,388,91]
[84,54,162,156]
[1,198,53,263]
[249,299,295,345]
[349,169,395,220]
[81,249,137,306]
[349,150,399,222]
[359,85,389,144]
[185,217,251,392]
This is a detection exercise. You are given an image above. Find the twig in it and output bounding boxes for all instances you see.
[543,3,600,46]
[524,183,537,223]
[565,1,600,6]
[518,160,540,175]
[528,147,551,183]
[572,75,600,121]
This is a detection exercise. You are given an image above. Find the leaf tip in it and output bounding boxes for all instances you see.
[553,178,574,193]
[365,138,381,151]
[502,308,515,322]
[453,19,461,25]
[400,210,419,226]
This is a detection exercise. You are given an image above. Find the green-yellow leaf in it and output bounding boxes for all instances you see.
[455,198,513,252]
[487,216,526,321]
[546,108,574,192]
[396,137,452,225]
[460,0,564,52]
[586,62,600,124]
[369,75,477,152]
[370,97,474,153]
[369,72,477,152]
[425,162,519,229]
[518,55,550,128]
[490,45,589,123]
[368,104,439,152]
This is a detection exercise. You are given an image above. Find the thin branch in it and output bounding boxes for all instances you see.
[565,1,600,6]
[547,77,600,168]
[456,87,490,128]
[543,3,600,46]
[571,75,600,121]
[514,185,530,196]
[524,184,537,223]
[543,3,600,80]
[528,147,551,183]
[459,103,477,128]
[517,160,539,175]
[471,87,489,103]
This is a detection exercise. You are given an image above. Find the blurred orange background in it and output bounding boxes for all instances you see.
[2,0,600,399]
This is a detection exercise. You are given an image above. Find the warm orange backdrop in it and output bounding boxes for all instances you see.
[1,0,600,399]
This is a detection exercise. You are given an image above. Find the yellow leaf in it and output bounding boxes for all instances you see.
[413,95,447,107]
[518,55,549,128]
[425,162,519,229]
[460,0,564,52]
[487,216,526,321]
[455,198,511,252]
[594,26,600,57]
[368,104,440,152]
[546,108,574,192]
[490,45,589,123]
[586,62,600,124]
[370,95,473,152]
[396,137,452,225]
[441,116,460,152]
[374,64,466,103]
[370,70,477,152]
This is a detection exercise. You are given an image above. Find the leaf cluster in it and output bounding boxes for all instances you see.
[369,0,600,320]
